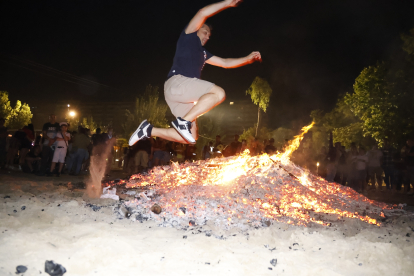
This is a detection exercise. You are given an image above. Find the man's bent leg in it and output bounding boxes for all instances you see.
[152,128,189,144]
[183,85,226,122]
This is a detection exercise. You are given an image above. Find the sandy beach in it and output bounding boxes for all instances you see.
[1,169,414,276]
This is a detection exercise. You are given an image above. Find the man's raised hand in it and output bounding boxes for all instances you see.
[247,51,262,63]
[225,0,243,8]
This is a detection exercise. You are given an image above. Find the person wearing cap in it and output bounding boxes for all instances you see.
[48,122,71,177]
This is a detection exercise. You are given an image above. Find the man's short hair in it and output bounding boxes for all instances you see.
[203,23,213,32]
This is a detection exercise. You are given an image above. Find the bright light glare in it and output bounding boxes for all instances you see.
[67,104,70,107]
[69,111,76,117]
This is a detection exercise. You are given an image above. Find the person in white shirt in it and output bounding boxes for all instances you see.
[48,122,71,177]
[367,145,383,190]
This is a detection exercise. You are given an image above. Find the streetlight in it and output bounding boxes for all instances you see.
[69,111,76,117]
[67,104,70,112]
[317,162,320,174]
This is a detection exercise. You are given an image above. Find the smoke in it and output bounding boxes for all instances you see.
[86,140,115,198]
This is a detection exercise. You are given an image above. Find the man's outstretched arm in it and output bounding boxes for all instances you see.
[206,51,262,69]
[186,0,242,34]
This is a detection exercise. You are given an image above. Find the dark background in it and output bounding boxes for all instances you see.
[1,0,413,129]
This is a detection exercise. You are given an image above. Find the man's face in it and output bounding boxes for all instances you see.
[197,25,211,46]
[50,115,56,123]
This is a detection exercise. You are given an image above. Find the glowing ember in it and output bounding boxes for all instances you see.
[110,122,394,230]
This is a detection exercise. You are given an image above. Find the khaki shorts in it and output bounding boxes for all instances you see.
[164,75,215,116]
[164,75,215,137]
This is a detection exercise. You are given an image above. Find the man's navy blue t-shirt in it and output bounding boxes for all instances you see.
[167,28,214,80]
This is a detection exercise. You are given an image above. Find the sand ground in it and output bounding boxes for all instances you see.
[1,170,414,276]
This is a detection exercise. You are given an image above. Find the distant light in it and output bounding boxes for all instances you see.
[317,162,320,167]
[115,159,119,162]
[69,111,76,117]
[67,104,70,107]
[194,101,197,105]
[230,102,234,105]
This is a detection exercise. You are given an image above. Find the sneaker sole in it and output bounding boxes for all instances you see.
[129,119,148,146]
[172,122,196,144]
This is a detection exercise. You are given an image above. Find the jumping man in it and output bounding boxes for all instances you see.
[129,0,262,146]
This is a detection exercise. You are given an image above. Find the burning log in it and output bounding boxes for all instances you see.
[151,204,162,214]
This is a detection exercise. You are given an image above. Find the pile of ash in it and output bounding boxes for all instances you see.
[105,153,402,237]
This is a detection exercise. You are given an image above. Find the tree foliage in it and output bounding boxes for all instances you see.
[401,28,414,59]
[66,115,107,133]
[240,126,273,150]
[0,91,32,129]
[246,77,272,136]
[346,61,414,145]
[310,28,414,148]
[123,85,169,137]
[81,116,99,133]
[310,96,367,149]
[271,127,294,149]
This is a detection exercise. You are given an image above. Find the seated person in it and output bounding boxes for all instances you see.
[24,145,42,173]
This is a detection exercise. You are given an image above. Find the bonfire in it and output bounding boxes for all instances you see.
[107,123,397,233]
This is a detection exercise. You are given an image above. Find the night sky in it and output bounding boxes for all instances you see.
[1,0,414,128]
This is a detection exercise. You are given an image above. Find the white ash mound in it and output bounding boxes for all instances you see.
[108,152,399,236]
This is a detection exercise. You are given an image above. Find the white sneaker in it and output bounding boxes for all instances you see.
[129,120,151,146]
[172,117,195,144]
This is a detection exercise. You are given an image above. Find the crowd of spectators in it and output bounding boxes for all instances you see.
[0,113,283,177]
[311,134,414,195]
[7,113,411,197]
[0,114,114,177]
